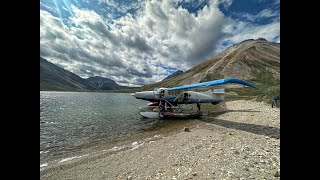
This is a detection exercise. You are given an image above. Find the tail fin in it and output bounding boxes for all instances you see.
[212,88,225,100]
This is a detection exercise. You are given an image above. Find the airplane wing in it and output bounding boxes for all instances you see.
[167,78,256,91]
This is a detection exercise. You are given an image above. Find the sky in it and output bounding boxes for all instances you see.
[40,0,280,87]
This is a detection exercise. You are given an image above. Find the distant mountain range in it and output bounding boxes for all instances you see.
[40,57,126,91]
[85,76,126,90]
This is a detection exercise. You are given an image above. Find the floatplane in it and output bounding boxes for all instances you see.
[131,78,256,119]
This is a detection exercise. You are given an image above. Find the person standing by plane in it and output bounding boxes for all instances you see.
[272,95,280,108]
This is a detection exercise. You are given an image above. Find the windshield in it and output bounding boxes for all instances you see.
[153,88,159,94]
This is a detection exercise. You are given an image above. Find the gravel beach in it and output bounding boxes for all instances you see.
[40,100,280,179]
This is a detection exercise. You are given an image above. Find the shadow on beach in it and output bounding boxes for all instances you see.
[227,109,261,113]
[202,109,279,139]
[206,109,260,116]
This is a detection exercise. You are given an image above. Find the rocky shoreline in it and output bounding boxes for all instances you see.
[40,100,280,179]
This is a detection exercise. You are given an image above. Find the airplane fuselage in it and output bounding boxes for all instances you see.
[132,78,256,106]
[133,88,224,105]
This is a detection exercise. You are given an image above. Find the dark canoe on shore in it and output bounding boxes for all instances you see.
[159,111,203,119]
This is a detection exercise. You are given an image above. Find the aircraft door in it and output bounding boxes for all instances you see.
[183,92,189,104]
[160,89,165,98]
[154,88,168,100]
[153,88,160,99]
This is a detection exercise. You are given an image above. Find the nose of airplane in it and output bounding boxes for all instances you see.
[133,91,154,100]
[130,93,135,96]
[134,92,144,99]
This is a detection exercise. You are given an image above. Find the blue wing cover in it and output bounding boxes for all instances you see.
[167,78,256,91]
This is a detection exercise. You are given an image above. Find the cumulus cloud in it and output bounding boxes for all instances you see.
[127,0,228,68]
[224,20,280,43]
[214,9,280,53]
[41,0,230,86]
[40,0,279,86]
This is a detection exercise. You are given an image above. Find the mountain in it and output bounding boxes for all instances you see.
[85,76,122,90]
[40,57,126,91]
[162,70,184,81]
[141,38,280,99]
[40,57,97,91]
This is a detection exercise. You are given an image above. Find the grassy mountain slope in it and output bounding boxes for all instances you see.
[139,38,280,101]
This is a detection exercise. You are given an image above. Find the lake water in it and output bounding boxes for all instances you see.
[40,91,162,168]
[40,91,203,170]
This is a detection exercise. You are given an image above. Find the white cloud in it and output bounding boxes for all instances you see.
[258,9,278,18]
[240,8,279,22]
[226,21,279,43]
[40,2,59,15]
[98,0,143,14]
[213,18,280,53]
[219,0,233,9]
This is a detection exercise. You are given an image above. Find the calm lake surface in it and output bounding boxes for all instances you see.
[40,91,159,167]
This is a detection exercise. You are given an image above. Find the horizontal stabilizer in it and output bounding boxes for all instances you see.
[213,88,225,94]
